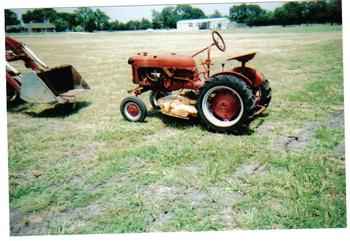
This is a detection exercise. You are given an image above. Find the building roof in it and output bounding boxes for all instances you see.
[177,17,229,24]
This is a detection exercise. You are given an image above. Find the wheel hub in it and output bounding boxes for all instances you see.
[211,90,241,121]
[201,85,244,128]
[126,103,140,117]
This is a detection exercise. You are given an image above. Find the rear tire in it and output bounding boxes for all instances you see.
[120,96,147,122]
[197,75,255,133]
[259,79,271,108]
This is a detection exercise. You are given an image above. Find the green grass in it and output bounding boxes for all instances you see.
[7,24,345,235]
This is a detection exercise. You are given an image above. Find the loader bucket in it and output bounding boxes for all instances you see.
[20,65,90,104]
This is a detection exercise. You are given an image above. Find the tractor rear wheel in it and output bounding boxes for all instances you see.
[259,79,272,108]
[197,75,255,133]
[149,90,170,109]
[120,96,147,122]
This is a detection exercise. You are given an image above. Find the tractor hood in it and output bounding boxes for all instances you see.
[128,52,196,69]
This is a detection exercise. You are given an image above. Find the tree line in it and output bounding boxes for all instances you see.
[5,1,342,33]
[229,0,341,26]
[5,5,215,32]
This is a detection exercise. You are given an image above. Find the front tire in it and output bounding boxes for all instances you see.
[197,75,255,133]
[120,96,147,122]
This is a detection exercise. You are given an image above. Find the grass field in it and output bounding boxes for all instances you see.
[7,24,346,235]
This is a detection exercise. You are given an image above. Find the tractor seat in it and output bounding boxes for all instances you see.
[226,52,256,64]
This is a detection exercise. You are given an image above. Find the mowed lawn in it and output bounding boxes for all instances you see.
[7,25,345,235]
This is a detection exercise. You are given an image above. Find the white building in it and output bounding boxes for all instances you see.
[176,17,230,31]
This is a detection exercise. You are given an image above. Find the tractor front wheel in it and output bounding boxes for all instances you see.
[197,75,255,133]
[120,96,147,122]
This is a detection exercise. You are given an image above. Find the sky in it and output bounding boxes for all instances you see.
[11,2,284,23]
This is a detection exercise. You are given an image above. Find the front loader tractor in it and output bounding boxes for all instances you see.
[121,31,271,133]
[6,36,90,105]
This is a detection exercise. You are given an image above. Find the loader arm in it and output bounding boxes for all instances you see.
[5,36,48,72]
[5,36,90,104]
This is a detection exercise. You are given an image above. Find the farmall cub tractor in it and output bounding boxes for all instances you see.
[121,31,271,133]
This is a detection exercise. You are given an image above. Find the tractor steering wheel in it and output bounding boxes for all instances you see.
[212,31,226,52]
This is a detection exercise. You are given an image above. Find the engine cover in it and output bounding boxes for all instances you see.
[129,53,196,69]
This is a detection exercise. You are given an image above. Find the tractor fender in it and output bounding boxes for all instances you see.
[210,71,253,88]
[232,67,265,88]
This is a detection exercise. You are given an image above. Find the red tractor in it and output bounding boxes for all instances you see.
[121,31,271,133]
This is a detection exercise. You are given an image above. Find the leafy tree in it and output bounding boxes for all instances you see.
[56,12,77,31]
[22,8,57,23]
[152,4,206,29]
[229,1,342,27]
[110,20,120,30]
[175,4,205,20]
[111,20,128,31]
[274,2,305,25]
[229,4,266,25]
[327,0,342,24]
[95,9,110,30]
[85,19,97,32]
[273,5,289,26]
[103,21,112,31]
[5,9,20,26]
[250,11,274,26]
[160,6,178,28]
[210,10,223,18]
[73,25,84,32]
[74,7,96,32]
[21,8,78,31]
[118,22,127,31]
[53,18,69,32]
[125,20,141,30]
[140,18,152,29]
[305,0,329,24]
[151,10,163,29]
[272,0,340,26]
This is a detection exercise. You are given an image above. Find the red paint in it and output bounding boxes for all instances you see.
[233,66,264,88]
[5,36,41,97]
[6,72,21,92]
[211,90,240,120]
[211,71,253,87]
[130,53,196,69]
[6,36,40,71]
[127,103,140,117]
